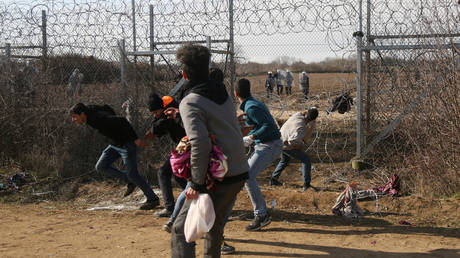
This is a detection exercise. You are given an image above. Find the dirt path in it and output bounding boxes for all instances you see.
[1,201,459,258]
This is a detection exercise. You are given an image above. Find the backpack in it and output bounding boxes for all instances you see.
[88,104,116,116]
[329,92,354,114]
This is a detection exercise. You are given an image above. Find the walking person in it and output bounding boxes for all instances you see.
[235,78,283,231]
[138,92,188,217]
[265,71,274,98]
[275,70,284,95]
[170,44,249,258]
[270,108,319,191]
[299,71,310,99]
[70,103,160,210]
[285,70,294,95]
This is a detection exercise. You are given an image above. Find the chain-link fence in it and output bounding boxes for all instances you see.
[357,0,460,195]
[1,0,458,195]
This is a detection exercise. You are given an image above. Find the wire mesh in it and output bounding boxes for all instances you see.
[0,0,458,195]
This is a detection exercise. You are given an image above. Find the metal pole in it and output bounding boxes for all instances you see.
[206,36,212,68]
[131,0,138,127]
[229,0,235,97]
[355,0,364,159]
[132,0,137,65]
[41,10,47,71]
[365,0,371,145]
[119,39,127,98]
[5,43,11,64]
[149,4,155,81]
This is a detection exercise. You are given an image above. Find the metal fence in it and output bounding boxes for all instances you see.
[1,0,459,192]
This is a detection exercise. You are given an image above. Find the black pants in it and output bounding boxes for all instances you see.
[276,85,283,95]
[171,180,245,258]
[158,158,187,211]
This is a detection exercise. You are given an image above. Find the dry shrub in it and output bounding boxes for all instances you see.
[367,49,460,197]
[0,57,177,185]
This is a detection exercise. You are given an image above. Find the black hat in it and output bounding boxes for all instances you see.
[148,92,163,111]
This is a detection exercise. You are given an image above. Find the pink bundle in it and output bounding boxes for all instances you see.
[170,135,228,185]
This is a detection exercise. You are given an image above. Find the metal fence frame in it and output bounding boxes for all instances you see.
[355,0,460,159]
[1,10,47,70]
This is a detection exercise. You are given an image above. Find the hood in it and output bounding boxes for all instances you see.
[177,79,229,105]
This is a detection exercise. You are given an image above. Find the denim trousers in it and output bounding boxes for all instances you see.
[169,181,191,223]
[95,142,157,201]
[272,148,312,187]
[171,180,245,258]
[246,139,282,217]
[302,87,309,98]
[158,158,187,211]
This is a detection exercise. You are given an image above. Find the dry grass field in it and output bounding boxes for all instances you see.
[1,72,459,258]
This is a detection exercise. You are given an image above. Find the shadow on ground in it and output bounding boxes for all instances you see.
[226,238,460,258]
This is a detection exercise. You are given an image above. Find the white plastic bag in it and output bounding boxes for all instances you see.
[184,194,215,243]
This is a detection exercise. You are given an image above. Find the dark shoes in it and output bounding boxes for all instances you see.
[269,178,283,186]
[162,221,173,233]
[154,208,173,218]
[139,198,160,210]
[124,183,136,197]
[221,241,235,255]
[246,214,272,231]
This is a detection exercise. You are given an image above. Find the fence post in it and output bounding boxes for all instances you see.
[354,0,364,159]
[149,4,155,81]
[229,0,235,99]
[364,0,371,146]
[119,39,127,98]
[206,36,212,68]
[41,10,47,71]
[131,0,139,128]
[5,43,11,64]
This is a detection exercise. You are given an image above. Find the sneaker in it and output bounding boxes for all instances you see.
[246,214,271,231]
[154,208,173,218]
[139,198,160,210]
[162,221,173,233]
[221,241,235,255]
[269,178,283,186]
[124,183,136,197]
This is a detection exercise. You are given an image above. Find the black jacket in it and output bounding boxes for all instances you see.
[86,108,138,147]
[149,99,186,143]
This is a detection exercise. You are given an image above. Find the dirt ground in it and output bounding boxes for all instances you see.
[1,164,459,258]
[1,72,459,257]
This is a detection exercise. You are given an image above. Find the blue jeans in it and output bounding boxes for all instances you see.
[158,158,187,211]
[95,142,158,201]
[302,87,309,98]
[169,181,190,223]
[272,149,312,187]
[246,139,282,217]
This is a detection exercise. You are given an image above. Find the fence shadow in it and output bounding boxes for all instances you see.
[229,209,460,239]
[225,238,460,258]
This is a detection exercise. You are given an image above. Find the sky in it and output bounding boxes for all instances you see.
[236,32,354,64]
[2,0,357,64]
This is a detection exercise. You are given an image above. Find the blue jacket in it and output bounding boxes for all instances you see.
[240,96,280,144]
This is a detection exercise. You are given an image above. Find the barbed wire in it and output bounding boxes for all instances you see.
[1,0,458,195]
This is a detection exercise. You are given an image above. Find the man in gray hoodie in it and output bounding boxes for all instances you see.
[170,44,249,258]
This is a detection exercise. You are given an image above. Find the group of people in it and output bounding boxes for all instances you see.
[265,70,310,99]
[70,44,319,258]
